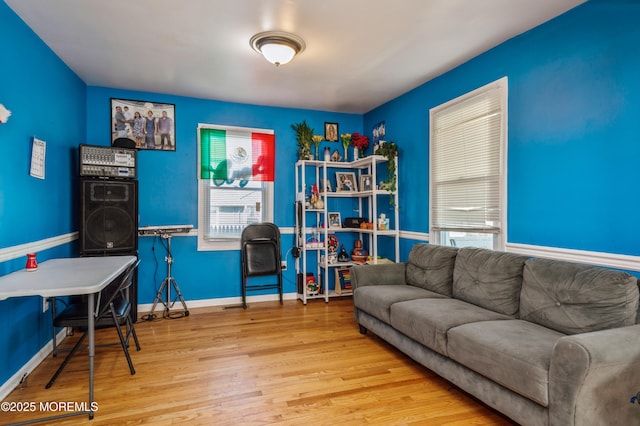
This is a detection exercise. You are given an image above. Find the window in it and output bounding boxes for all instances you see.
[197,124,275,251]
[429,78,507,250]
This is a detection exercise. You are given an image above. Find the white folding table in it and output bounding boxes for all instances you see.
[0,255,137,423]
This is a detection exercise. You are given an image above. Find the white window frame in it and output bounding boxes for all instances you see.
[429,77,508,250]
[197,123,274,251]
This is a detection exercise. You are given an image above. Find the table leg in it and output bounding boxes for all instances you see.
[87,292,95,419]
[21,296,96,424]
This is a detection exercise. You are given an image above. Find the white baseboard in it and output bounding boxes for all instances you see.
[137,292,298,313]
[0,328,68,401]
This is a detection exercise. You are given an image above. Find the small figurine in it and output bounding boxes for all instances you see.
[378,213,389,230]
[310,184,319,207]
[351,240,368,262]
[306,273,319,295]
[337,245,350,262]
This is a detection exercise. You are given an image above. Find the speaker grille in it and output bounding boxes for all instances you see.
[85,206,135,249]
[80,179,138,254]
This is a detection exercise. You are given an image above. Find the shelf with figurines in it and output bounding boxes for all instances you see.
[294,127,399,304]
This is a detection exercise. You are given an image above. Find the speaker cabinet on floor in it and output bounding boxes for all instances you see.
[80,179,138,255]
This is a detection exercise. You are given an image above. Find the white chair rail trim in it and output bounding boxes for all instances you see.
[0,232,78,263]
[399,230,429,242]
[1,232,638,272]
[506,242,640,272]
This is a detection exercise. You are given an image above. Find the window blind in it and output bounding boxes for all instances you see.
[202,180,266,240]
[430,80,505,233]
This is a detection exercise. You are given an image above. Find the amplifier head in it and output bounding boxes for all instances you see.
[79,144,137,179]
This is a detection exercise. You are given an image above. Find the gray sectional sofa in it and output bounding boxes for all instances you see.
[351,244,640,426]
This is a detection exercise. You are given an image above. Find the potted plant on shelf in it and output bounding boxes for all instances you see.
[350,132,369,159]
[292,120,313,160]
[376,141,398,205]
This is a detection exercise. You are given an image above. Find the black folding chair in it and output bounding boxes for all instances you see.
[112,137,136,149]
[46,259,141,388]
[241,223,283,309]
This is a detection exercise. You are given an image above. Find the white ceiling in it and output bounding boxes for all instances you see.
[6,0,586,114]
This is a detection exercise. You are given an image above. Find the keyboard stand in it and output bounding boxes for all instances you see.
[148,233,189,319]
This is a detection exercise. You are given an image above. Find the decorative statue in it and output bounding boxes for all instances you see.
[351,239,368,261]
[337,245,350,262]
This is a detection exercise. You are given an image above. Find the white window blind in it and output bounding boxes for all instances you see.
[430,78,507,236]
[201,179,267,241]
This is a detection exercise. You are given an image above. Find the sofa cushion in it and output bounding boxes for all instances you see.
[452,248,528,317]
[447,320,565,407]
[520,258,640,334]
[390,298,510,356]
[353,285,446,324]
[406,244,458,296]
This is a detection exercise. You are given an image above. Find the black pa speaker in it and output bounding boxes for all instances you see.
[80,179,138,255]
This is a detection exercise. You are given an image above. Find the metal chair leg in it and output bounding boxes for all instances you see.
[46,331,87,389]
[111,308,136,375]
[242,278,248,309]
[125,315,141,351]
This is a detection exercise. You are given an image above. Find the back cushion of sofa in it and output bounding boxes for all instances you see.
[406,244,458,296]
[521,258,639,334]
[452,248,527,317]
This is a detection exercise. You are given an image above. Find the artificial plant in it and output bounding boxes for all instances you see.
[376,141,398,205]
[291,120,314,160]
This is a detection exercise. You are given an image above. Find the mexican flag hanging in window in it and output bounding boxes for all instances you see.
[199,127,275,182]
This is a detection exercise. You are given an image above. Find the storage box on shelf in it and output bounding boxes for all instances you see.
[294,155,399,304]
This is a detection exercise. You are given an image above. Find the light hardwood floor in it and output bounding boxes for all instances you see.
[4,298,514,425]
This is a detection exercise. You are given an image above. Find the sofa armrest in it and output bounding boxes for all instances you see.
[351,263,407,289]
[549,324,640,426]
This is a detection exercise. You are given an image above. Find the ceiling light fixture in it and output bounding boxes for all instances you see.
[250,31,305,67]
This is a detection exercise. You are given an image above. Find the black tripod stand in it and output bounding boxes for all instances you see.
[148,232,189,319]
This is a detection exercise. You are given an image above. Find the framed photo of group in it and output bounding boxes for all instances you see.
[111,98,176,151]
[335,172,358,192]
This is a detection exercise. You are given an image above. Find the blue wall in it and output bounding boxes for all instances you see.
[0,1,85,385]
[86,87,361,304]
[365,0,640,258]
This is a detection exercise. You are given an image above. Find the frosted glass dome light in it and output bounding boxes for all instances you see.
[250,31,305,67]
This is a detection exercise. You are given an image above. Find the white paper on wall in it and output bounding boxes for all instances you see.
[30,137,46,179]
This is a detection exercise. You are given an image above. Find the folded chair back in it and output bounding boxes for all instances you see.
[240,223,283,308]
[46,258,141,388]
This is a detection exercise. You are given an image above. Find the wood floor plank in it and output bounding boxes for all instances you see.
[3,298,515,425]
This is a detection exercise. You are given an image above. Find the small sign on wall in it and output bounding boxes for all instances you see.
[30,137,46,179]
